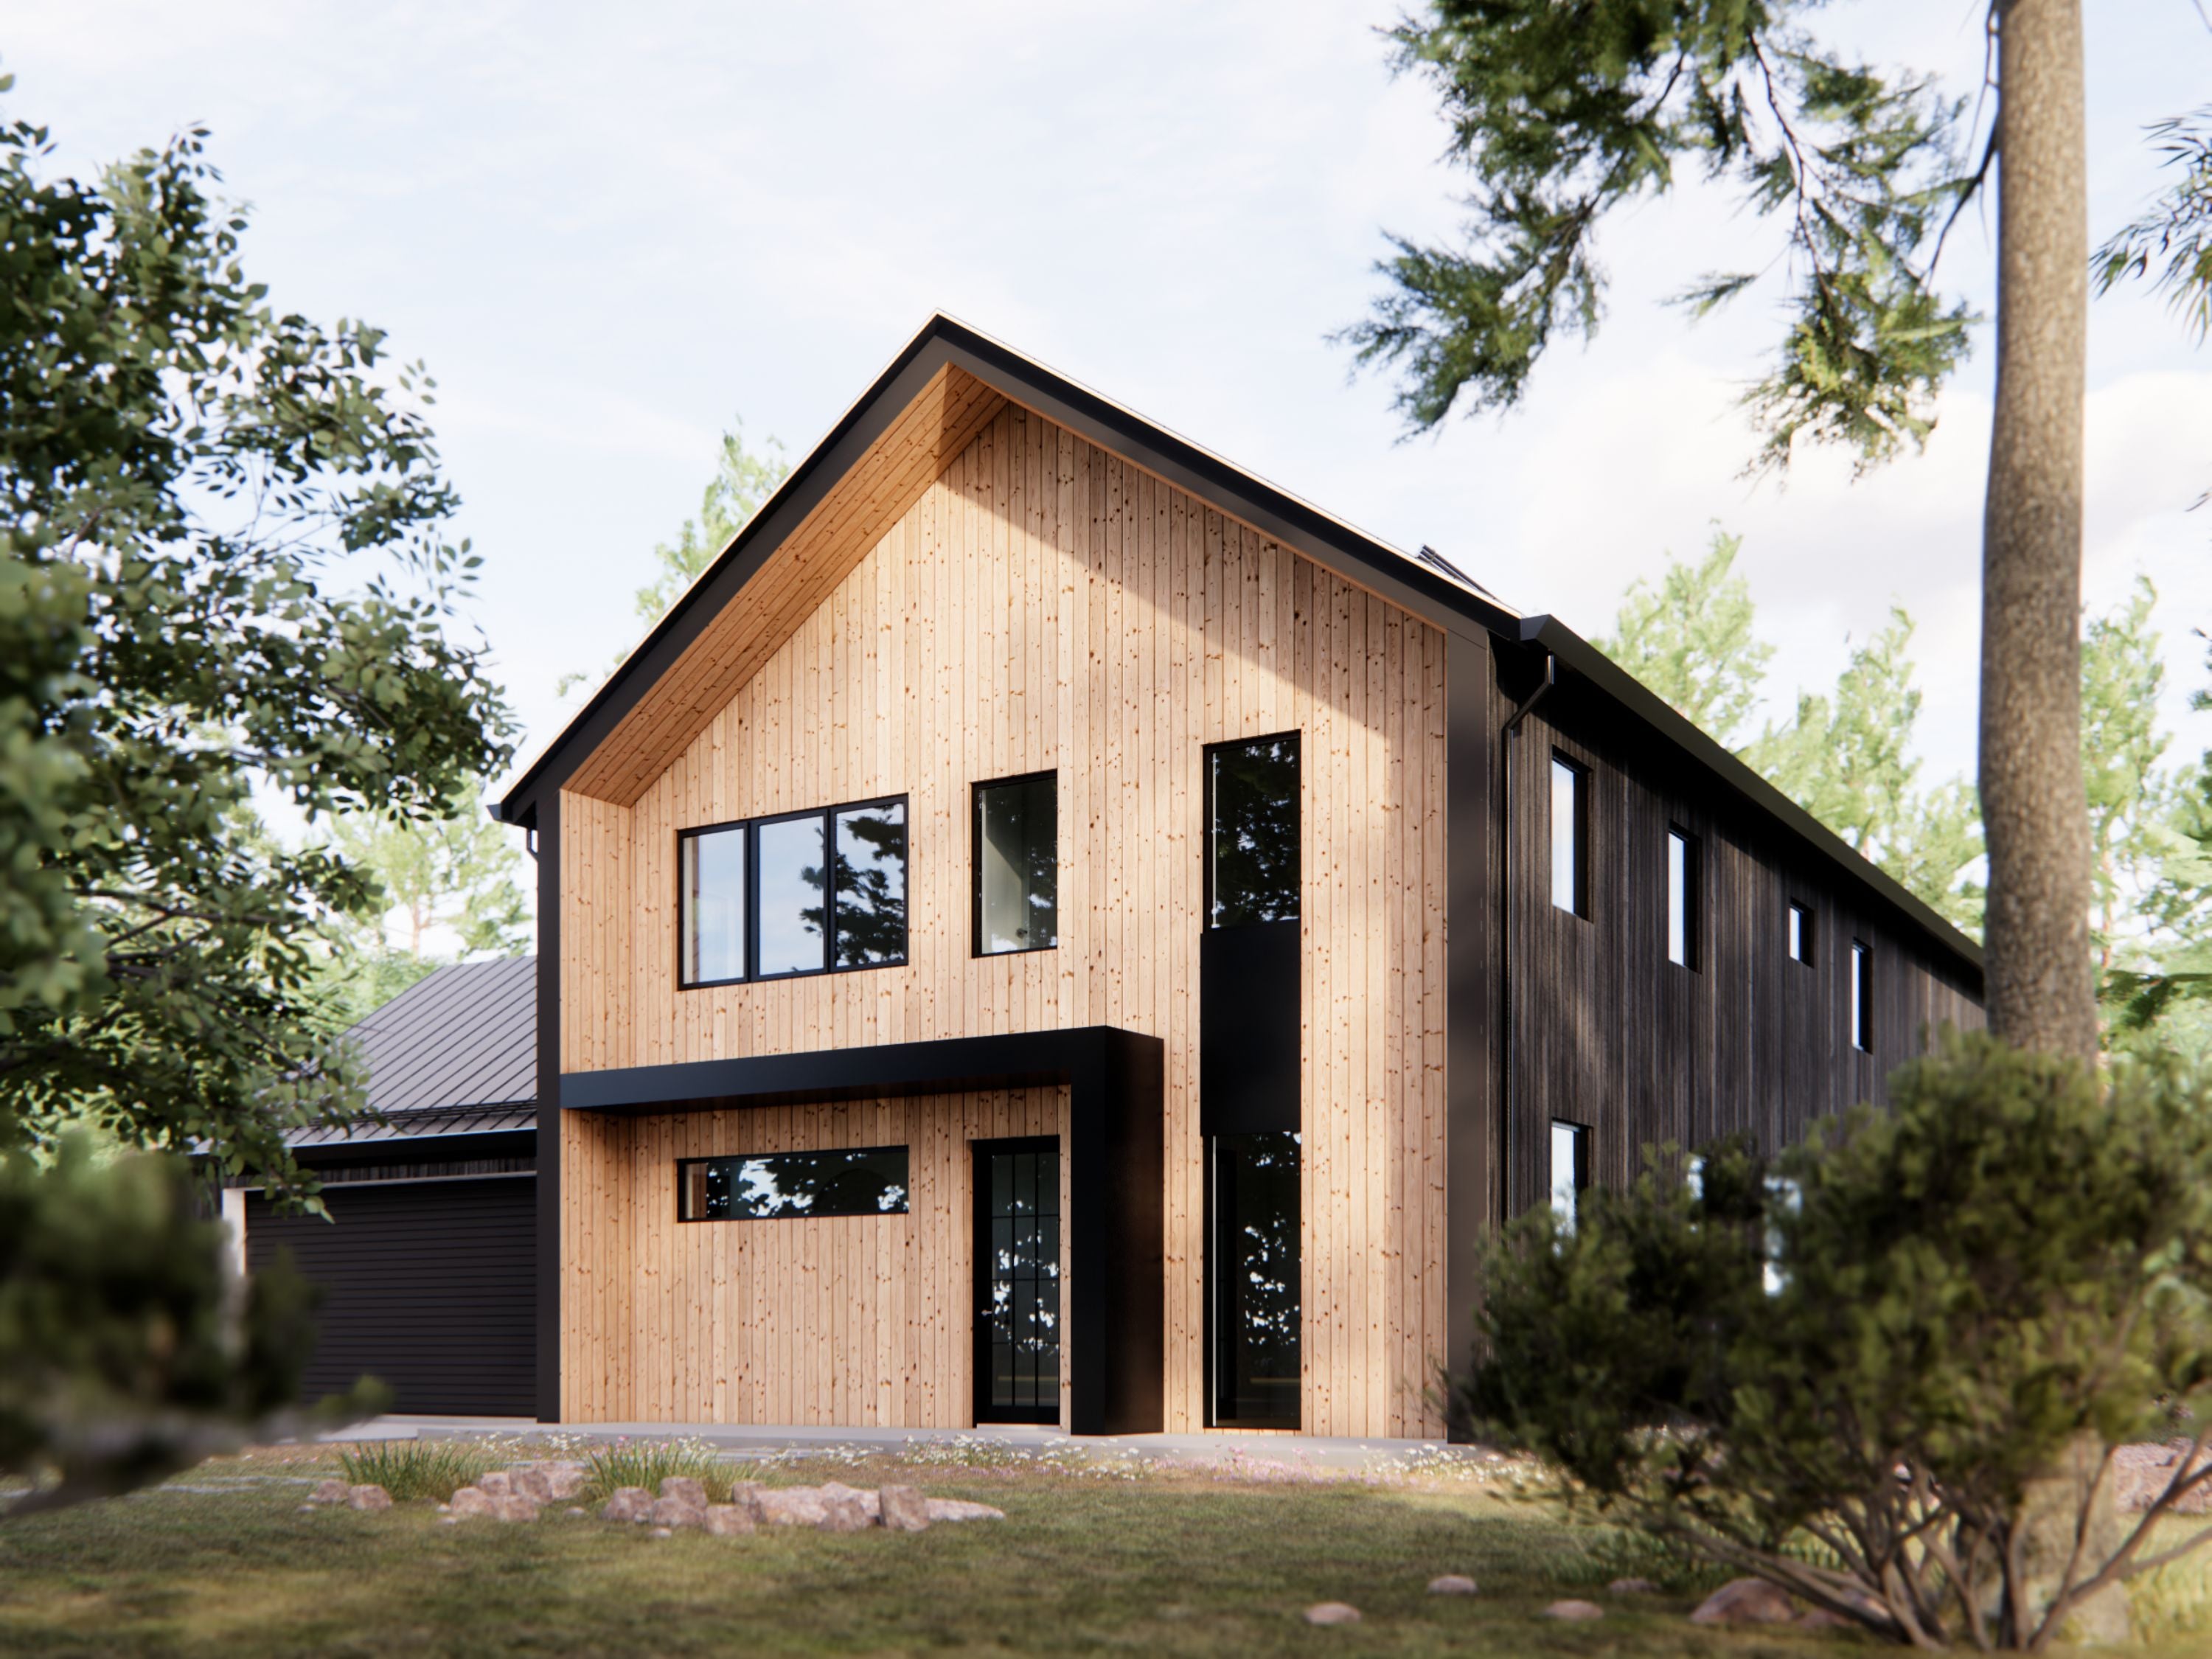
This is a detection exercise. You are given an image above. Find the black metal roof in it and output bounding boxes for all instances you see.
[293,956,538,1147]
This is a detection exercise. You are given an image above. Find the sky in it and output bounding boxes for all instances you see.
[12,1,2212,804]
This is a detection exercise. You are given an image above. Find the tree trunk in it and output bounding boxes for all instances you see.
[1980,0,2095,1061]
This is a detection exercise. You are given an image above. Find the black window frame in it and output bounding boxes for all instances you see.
[675,793,909,990]
[675,1144,912,1222]
[1850,939,1874,1051]
[972,771,1060,959]
[1550,1118,1591,1230]
[1550,752,1590,919]
[1666,824,1699,970]
[1204,1130,1303,1430]
[1788,900,1815,965]
[1204,731,1302,931]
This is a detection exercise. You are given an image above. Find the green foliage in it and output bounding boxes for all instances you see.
[1343,1,1975,471]
[2095,106,2212,344]
[335,1440,493,1503]
[1464,1034,2212,1646]
[633,420,789,627]
[578,1440,736,1506]
[0,1142,384,1517]
[1595,529,1772,747]
[0,77,514,1192]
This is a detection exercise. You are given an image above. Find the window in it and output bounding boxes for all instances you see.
[1850,940,1872,1051]
[1550,755,1587,917]
[974,773,1057,954]
[975,1138,1060,1422]
[676,796,907,987]
[677,1146,910,1220]
[1208,734,1300,928]
[1550,1120,1590,1232]
[1788,901,1814,964]
[1667,827,1697,968]
[1207,1132,1301,1427]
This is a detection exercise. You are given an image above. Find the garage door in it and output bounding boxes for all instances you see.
[246,1176,536,1416]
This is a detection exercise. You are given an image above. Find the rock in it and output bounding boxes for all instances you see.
[542,1463,588,1501]
[495,1495,541,1523]
[650,1495,706,1529]
[507,1467,552,1504]
[703,1503,756,1537]
[601,1486,655,1523]
[1304,1602,1362,1627]
[448,1485,498,1520]
[726,1479,766,1521]
[1689,1578,1800,1627]
[754,1486,830,1527]
[347,1484,392,1512]
[821,1481,881,1521]
[650,1526,673,1539]
[923,1497,1005,1523]
[818,1492,874,1532]
[658,1475,709,1509]
[1544,1600,1604,1621]
[477,1470,512,1498]
[308,1478,350,1504]
[1427,1574,1477,1596]
[879,1485,932,1533]
[1607,1577,1657,1595]
[566,1506,587,1517]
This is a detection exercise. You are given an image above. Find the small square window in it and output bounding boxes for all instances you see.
[1550,1119,1590,1232]
[975,773,1057,954]
[1788,901,1814,964]
[1551,756,1588,918]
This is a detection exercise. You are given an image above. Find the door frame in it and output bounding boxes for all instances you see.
[972,1134,1063,1426]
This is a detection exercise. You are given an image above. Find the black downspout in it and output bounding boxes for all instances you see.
[1498,654,1554,1222]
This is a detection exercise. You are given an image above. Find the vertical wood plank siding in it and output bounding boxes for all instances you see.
[560,403,1452,1437]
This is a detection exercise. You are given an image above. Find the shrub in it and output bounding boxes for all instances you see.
[336,1441,493,1503]
[578,1441,734,1506]
[1463,1034,2212,1649]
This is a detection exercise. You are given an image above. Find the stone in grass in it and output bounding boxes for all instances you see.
[703,1503,756,1537]
[541,1463,588,1501]
[754,1486,830,1528]
[506,1467,553,1504]
[1607,1577,1658,1596]
[725,1480,766,1522]
[602,1486,655,1524]
[878,1485,932,1534]
[308,1478,350,1505]
[650,1495,706,1529]
[1304,1603,1362,1627]
[447,1486,498,1520]
[1689,1578,1801,1627]
[347,1485,393,1512]
[495,1495,541,1523]
[650,1526,674,1539]
[478,1470,512,1498]
[821,1481,881,1521]
[658,1476,709,1509]
[818,1492,875,1533]
[923,1497,1005,1523]
[1427,1574,1478,1596]
[1544,1600,1604,1621]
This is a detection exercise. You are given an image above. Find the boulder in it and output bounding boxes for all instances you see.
[308,1478,350,1505]
[659,1475,709,1509]
[923,1497,1005,1523]
[821,1481,881,1521]
[754,1486,830,1527]
[650,1526,673,1539]
[495,1495,541,1523]
[506,1467,553,1504]
[650,1495,706,1529]
[1689,1578,1799,1627]
[542,1463,589,1501]
[602,1486,655,1523]
[448,1485,498,1520]
[347,1484,393,1512]
[703,1503,756,1537]
[878,1485,932,1533]
[1426,1575,1477,1596]
[818,1492,874,1533]
[478,1470,512,1498]
[1303,1603,1361,1627]
[1607,1577,1657,1595]
[726,1480,766,1521]
[1544,1600,1604,1621]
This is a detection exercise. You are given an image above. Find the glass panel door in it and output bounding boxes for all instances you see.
[1208,1131,1301,1427]
[973,1138,1061,1424]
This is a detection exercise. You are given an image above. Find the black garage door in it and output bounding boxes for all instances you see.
[247,1177,536,1416]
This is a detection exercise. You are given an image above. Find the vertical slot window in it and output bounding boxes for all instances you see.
[1788,901,1814,964]
[1550,1119,1590,1233]
[1207,1131,1301,1427]
[755,813,828,976]
[1666,827,1697,967]
[832,801,908,967]
[1851,940,1873,1051]
[1208,734,1300,928]
[1550,755,1588,917]
[679,824,747,988]
[974,773,1058,954]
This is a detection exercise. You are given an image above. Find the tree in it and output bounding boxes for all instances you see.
[1346,1,2096,1059]
[0,83,514,1194]
[1596,529,1772,746]
[1464,1034,2212,1649]
[2094,105,2212,344]
[2077,577,2174,976]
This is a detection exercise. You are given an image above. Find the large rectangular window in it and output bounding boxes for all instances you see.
[1207,1131,1301,1427]
[975,1138,1061,1423]
[677,796,907,987]
[677,1146,910,1220]
[1551,755,1587,917]
[1551,1120,1590,1232]
[1667,827,1697,968]
[1208,734,1299,928]
[974,773,1057,955]
[1851,940,1873,1051]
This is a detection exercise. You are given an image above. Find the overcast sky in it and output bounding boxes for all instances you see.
[13,1,2212,798]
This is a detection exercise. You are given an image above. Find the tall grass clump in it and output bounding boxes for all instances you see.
[337,1441,494,1503]
[580,1441,733,1506]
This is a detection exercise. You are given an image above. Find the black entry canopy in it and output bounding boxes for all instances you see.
[560,1026,1164,1437]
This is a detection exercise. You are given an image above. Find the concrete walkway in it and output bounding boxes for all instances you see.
[330,1416,1464,1470]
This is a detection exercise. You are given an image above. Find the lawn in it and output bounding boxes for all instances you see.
[0,1441,2204,1656]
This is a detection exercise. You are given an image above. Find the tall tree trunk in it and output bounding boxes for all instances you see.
[1980,0,2095,1061]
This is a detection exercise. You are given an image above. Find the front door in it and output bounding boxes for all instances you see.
[973,1137,1061,1424]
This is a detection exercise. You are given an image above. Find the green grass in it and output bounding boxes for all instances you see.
[0,1446,2204,1655]
[575,1440,744,1507]
[336,1443,496,1504]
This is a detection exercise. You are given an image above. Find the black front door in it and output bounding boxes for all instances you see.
[973,1137,1061,1424]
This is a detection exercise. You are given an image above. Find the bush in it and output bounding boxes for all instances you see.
[578,1441,737,1506]
[336,1441,493,1503]
[1463,1034,2212,1649]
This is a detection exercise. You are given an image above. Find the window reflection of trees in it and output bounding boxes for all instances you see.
[689,1147,909,1220]
[831,804,907,966]
[1209,736,1300,928]
[984,1144,1060,1413]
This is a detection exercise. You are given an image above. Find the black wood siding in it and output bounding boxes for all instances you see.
[248,1177,537,1416]
[1493,656,1983,1215]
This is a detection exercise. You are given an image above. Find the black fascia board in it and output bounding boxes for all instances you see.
[289,1127,539,1169]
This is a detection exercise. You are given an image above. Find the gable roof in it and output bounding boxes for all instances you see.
[494,314,1980,981]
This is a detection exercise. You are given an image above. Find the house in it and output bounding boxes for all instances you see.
[492,316,1983,1441]
[224,956,539,1416]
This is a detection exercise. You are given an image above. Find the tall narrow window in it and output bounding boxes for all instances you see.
[1208,1132,1301,1427]
[975,1138,1061,1424]
[974,773,1057,954]
[680,824,747,987]
[1208,734,1299,928]
[1550,755,1587,917]
[755,812,828,976]
[1851,941,1873,1051]
[1550,1120,1590,1232]
[832,801,908,967]
[1788,901,1814,964]
[1666,827,1697,967]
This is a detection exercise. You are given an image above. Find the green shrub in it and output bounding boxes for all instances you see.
[336,1441,494,1503]
[578,1441,734,1506]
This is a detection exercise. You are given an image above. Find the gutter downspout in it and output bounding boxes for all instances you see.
[1498,653,1554,1223]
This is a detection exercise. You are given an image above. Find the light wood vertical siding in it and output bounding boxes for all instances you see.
[560,403,1452,1438]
